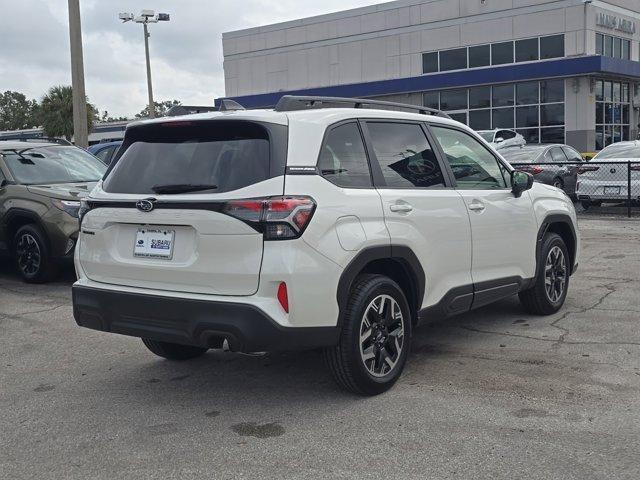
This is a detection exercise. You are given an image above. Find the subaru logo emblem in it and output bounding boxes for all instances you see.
[136,199,155,212]
[610,168,616,174]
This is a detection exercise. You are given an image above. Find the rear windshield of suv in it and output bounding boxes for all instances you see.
[103,120,277,194]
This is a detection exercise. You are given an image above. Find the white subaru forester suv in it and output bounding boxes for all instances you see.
[73,96,579,395]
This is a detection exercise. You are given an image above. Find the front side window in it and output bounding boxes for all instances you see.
[367,122,445,189]
[94,146,115,164]
[549,147,568,162]
[431,126,507,190]
[3,146,106,185]
[318,123,371,188]
[563,147,583,162]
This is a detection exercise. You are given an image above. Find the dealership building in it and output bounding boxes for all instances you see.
[220,0,640,152]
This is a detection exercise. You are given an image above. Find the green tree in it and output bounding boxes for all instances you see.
[0,91,41,130]
[40,85,96,141]
[135,99,182,119]
[100,110,129,122]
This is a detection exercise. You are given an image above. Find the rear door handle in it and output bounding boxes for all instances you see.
[389,203,413,213]
[468,202,485,212]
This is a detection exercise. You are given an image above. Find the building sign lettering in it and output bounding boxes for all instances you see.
[596,13,636,35]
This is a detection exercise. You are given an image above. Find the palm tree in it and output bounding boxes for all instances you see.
[41,85,96,141]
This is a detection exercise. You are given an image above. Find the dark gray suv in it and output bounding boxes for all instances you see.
[0,141,106,282]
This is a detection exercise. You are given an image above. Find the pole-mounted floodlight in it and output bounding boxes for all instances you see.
[118,10,170,118]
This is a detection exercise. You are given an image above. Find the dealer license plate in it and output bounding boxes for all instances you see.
[133,228,175,259]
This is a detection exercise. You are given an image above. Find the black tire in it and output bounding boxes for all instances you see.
[324,274,412,395]
[552,177,564,190]
[519,233,570,315]
[13,224,57,283]
[142,339,208,360]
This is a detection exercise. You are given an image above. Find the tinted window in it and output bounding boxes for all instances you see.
[3,146,106,185]
[431,126,507,189]
[549,147,568,162]
[440,89,467,111]
[596,33,604,55]
[492,41,513,65]
[422,52,438,73]
[318,123,371,188]
[516,82,539,105]
[498,130,516,140]
[469,110,491,130]
[367,122,445,189]
[493,108,514,129]
[439,48,467,71]
[469,86,491,109]
[469,45,490,68]
[540,127,565,144]
[540,35,564,59]
[562,147,582,162]
[541,79,564,103]
[493,84,514,107]
[95,146,115,164]
[515,38,539,62]
[423,92,439,109]
[541,104,564,126]
[516,105,539,128]
[104,121,273,194]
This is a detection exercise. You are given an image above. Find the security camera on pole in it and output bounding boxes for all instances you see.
[119,10,170,119]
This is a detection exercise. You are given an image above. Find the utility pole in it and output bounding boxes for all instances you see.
[67,0,89,148]
[119,11,170,119]
[143,23,155,118]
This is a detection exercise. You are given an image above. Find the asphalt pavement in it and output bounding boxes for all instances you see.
[1,216,639,480]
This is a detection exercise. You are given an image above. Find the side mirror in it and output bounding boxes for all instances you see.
[495,137,504,144]
[511,170,534,198]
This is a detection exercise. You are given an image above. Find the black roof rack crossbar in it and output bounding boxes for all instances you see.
[167,100,245,117]
[274,95,450,119]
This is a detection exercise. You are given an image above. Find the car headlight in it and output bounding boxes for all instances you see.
[51,198,81,218]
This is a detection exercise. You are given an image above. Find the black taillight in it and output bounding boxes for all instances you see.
[223,196,316,240]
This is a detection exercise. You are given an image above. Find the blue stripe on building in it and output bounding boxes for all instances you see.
[216,56,640,109]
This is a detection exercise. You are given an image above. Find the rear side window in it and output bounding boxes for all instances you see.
[317,123,372,188]
[103,121,276,194]
[367,122,445,189]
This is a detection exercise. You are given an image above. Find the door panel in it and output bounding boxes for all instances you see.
[364,121,473,310]
[430,125,538,287]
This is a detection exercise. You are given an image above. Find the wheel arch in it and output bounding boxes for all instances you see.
[337,245,425,327]
[3,209,47,245]
[536,214,577,277]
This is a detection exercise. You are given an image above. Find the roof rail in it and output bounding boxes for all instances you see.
[274,95,450,119]
[0,137,73,146]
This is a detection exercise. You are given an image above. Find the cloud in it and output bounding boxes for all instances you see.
[0,0,387,118]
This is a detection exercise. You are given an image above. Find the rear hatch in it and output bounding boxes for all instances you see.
[78,118,288,296]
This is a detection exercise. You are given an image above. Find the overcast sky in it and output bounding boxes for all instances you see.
[0,0,389,119]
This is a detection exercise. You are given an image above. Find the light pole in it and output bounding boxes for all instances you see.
[119,10,170,118]
[68,0,89,148]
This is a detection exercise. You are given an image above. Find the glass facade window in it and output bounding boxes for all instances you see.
[540,34,564,59]
[595,80,632,149]
[422,52,438,74]
[423,79,566,144]
[492,41,514,65]
[515,38,538,62]
[596,33,630,60]
[439,48,467,71]
[422,35,564,74]
[469,45,490,68]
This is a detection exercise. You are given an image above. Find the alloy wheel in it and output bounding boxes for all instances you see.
[359,294,404,378]
[544,246,566,303]
[16,233,41,277]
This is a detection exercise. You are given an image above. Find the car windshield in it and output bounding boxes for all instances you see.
[595,143,640,160]
[500,147,545,163]
[2,146,107,185]
[478,131,495,142]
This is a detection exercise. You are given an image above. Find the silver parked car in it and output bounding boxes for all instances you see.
[500,144,583,197]
[576,141,640,208]
[477,129,526,150]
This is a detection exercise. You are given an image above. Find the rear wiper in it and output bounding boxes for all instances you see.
[151,183,219,194]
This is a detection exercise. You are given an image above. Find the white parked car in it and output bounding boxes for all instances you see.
[478,129,526,150]
[576,141,640,208]
[72,96,579,395]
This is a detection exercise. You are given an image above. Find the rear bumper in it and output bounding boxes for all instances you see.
[72,285,340,353]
